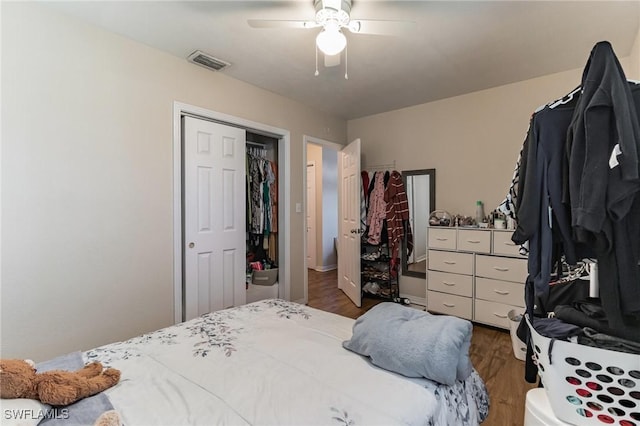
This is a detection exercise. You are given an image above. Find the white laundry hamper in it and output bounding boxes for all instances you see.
[508,309,527,361]
[526,315,640,426]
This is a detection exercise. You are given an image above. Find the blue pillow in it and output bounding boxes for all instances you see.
[343,302,473,385]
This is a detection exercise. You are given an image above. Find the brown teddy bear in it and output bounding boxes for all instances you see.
[0,359,120,406]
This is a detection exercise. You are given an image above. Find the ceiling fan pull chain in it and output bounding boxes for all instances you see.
[315,44,320,76]
[344,45,348,80]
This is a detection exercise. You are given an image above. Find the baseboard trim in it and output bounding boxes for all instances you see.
[313,265,337,272]
[401,294,426,307]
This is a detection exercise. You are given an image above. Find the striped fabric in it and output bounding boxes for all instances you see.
[384,171,410,260]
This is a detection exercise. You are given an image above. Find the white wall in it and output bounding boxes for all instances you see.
[348,53,635,300]
[306,143,323,270]
[631,25,640,79]
[305,143,338,271]
[321,148,338,270]
[1,2,346,361]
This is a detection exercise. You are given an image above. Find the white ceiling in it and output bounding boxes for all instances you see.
[44,1,640,120]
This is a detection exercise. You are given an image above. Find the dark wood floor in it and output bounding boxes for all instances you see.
[307,268,535,426]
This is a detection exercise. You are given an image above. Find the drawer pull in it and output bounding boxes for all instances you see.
[493,266,510,272]
[443,281,456,286]
[444,261,457,265]
[493,312,508,318]
[503,242,516,246]
[494,290,510,295]
[443,303,456,308]
[436,237,449,241]
[466,240,481,244]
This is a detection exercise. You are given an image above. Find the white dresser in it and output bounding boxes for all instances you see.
[426,226,527,329]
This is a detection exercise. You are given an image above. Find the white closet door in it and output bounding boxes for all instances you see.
[183,116,246,321]
[338,138,362,307]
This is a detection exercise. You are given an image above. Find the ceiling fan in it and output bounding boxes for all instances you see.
[248,0,413,73]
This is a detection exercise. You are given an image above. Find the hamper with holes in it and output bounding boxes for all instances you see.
[526,315,640,426]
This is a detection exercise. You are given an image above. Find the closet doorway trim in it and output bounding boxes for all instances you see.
[173,101,291,324]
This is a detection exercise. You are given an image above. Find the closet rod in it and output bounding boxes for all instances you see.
[364,160,396,172]
[246,141,267,148]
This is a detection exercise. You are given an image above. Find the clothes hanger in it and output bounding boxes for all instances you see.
[548,86,582,109]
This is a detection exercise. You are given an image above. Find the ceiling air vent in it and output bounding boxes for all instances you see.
[187,50,230,72]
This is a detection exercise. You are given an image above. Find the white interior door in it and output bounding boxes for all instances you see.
[306,162,317,270]
[183,116,246,321]
[338,139,361,307]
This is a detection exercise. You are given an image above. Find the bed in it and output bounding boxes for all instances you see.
[45,300,489,425]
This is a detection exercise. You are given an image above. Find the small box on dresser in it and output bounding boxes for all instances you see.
[426,227,527,330]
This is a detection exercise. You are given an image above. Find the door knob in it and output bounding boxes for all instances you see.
[188,242,195,248]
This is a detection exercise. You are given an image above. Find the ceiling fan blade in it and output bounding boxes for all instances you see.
[324,53,341,68]
[247,19,318,29]
[347,19,415,36]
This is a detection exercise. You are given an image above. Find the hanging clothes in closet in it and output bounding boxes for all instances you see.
[502,41,640,350]
[246,145,278,265]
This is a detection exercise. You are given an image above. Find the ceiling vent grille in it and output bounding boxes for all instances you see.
[187,50,230,72]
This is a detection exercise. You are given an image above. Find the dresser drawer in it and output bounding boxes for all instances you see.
[457,229,491,253]
[492,230,521,256]
[427,291,472,320]
[475,277,524,307]
[474,299,522,329]
[475,255,527,283]
[428,270,473,297]
[428,250,473,275]
[428,228,457,250]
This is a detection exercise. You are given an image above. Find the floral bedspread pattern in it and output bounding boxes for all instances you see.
[84,300,489,425]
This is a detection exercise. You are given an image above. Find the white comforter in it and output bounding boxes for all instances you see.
[84,300,489,425]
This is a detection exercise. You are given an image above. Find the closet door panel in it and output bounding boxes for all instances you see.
[184,117,246,321]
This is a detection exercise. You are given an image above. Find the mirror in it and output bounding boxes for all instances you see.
[401,169,436,278]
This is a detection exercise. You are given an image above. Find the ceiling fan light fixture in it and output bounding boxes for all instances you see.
[316,24,347,56]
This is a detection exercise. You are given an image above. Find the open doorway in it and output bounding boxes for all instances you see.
[303,136,343,304]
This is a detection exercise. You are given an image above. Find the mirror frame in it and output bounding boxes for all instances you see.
[401,168,436,279]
